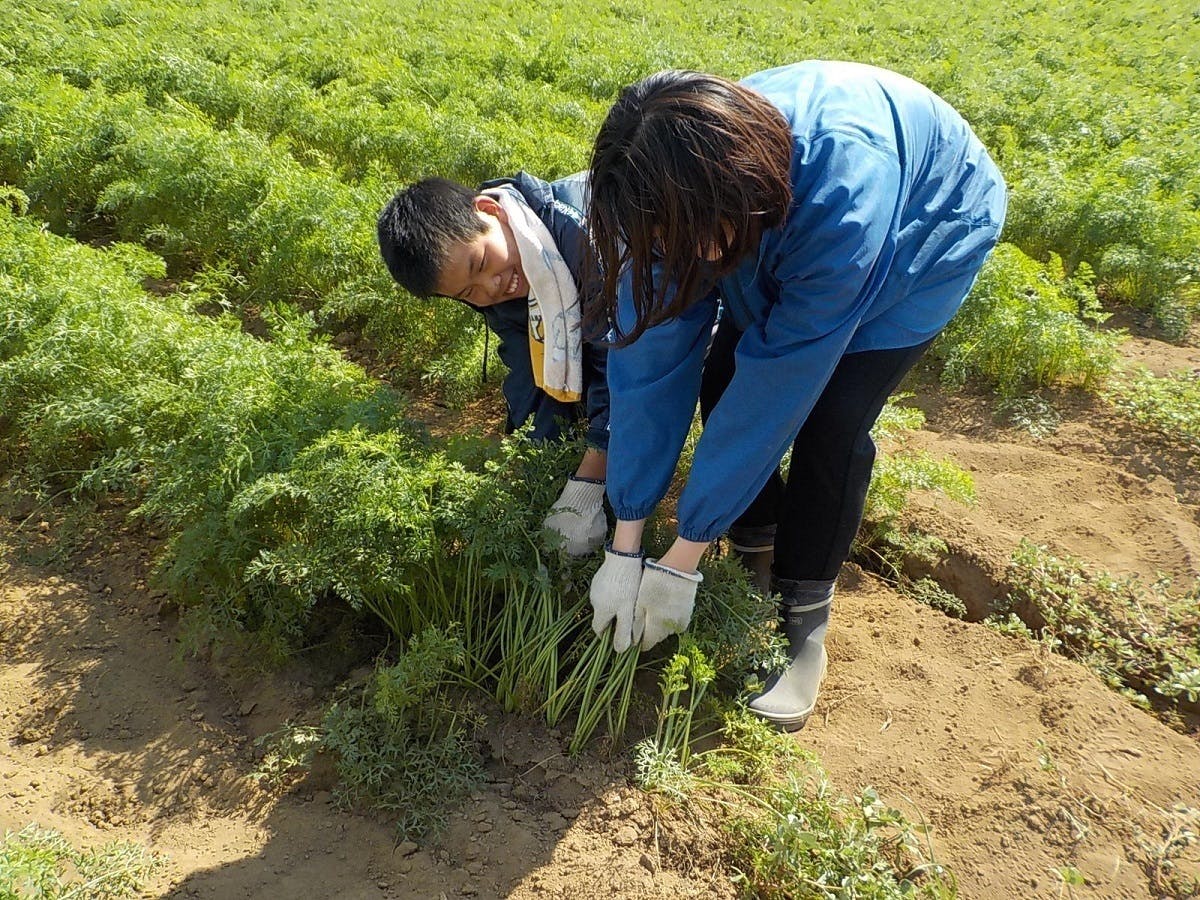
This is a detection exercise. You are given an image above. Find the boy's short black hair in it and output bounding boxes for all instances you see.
[376,177,487,298]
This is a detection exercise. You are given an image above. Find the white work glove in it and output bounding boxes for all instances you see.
[635,559,703,651]
[543,477,607,557]
[590,546,644,652]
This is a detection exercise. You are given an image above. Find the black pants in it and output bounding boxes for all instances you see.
[699,316,935,582]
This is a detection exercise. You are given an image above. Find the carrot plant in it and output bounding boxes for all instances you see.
[3,204,742,752]
[3,0,1199,390]
[856,397,976,577]
[321,626,485,840]
[934,245,1123,397]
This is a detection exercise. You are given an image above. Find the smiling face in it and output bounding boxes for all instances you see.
[434,196,529,307]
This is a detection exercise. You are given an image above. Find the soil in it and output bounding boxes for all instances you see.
[2,331,1198,899]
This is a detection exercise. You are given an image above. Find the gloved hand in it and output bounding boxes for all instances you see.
[635,559,703,651]
[543,477,607,556]
[590,546,644,652]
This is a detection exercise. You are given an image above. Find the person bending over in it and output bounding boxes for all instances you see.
[586,62,1006,729]
[377,172,610,556]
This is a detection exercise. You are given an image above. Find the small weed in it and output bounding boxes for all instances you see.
[252,723,323,787]
[728,777,956,899]
[1106,367,1200,451]
[0,824,159,899]
[632,660,954,899]
[986,613,1035,640]
[1035,739,1059,774]
[996,394,1062,438]
[1137,805,1200,898]
[992,541,1200,726]
[904,577,968,619]
[1054,865,1085,898]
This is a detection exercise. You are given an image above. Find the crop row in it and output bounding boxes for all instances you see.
[0,199,784,750]
[0,0,1196,378]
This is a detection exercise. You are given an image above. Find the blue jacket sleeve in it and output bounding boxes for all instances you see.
[676,135,903,542]
[605,267,718,521]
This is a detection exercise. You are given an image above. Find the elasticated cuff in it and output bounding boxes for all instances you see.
[612,503,660,523]
[585,426,610,453]
[677,523,725,544]
[604,542,644,559]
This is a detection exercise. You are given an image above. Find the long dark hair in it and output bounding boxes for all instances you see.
[586,70,793,346]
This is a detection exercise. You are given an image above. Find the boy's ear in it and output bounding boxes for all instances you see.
[474,194,506,221]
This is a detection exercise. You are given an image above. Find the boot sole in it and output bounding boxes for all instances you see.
[749,657,828,733]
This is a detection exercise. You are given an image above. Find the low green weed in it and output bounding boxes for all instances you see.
[995,394,1062,438]
[632,658,955,900]
[992,541,1200,721]
[728,777,955,900]
[1106,368,1200,452]
[0,825,159,899]
[252,724,324,788]
[904,577,968,620]
[1137,805,1200,898]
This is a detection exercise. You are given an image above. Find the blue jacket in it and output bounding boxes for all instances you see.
[474,172,609,450]
[605,61,1007,542]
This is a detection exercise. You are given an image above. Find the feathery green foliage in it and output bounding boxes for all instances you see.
[1,0,1197,387]
[935,246,1123,397]
[857,397,975,576]
[321,626,484,840]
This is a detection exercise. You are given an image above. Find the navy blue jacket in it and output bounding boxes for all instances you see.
[473,172,609,451]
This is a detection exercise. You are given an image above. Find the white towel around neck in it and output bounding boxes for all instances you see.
[484,187,583,403]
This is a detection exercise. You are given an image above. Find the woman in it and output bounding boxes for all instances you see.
[586,61,1006,730]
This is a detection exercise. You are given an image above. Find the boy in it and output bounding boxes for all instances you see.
[376,172,609,556]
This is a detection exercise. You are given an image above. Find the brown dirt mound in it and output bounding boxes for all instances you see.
[4,510,1199,899]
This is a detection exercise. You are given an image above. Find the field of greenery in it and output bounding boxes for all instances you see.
[2,0,1198,894]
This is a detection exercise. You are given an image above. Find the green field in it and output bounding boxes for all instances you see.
[2,1,1198,894]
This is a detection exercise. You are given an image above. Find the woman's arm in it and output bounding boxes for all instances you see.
[603,269,719,528]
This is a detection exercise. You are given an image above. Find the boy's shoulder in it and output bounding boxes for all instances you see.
[479,171,589,220]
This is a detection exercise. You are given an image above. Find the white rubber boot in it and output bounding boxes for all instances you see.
[747,577,834,731]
